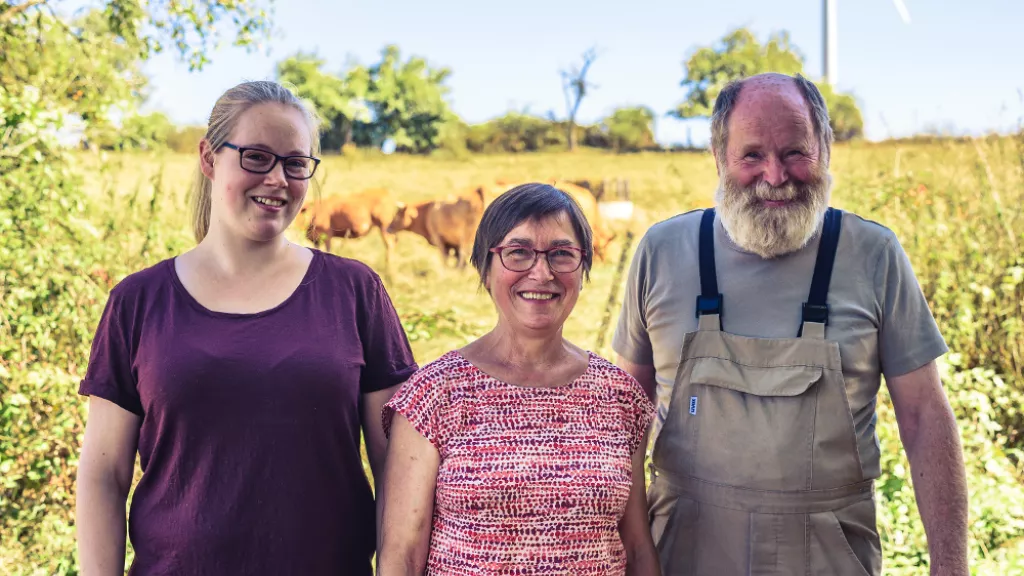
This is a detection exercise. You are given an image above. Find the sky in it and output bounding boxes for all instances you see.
[61,0,1024,147]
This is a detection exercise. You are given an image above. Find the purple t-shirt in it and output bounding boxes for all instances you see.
[79,249,417,576]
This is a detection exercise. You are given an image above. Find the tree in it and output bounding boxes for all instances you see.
[1,1,272,572]
[356,44,455,154]
[276,52,371,151]
[603,106,657,152]
[670,27,863,142]
[86,111,178,150]
[166,124,208,153]
[816,82,864,141]
[1,6,150,150]
[561,47,598,151]
[465,112,565,153]
[671,28,803,119]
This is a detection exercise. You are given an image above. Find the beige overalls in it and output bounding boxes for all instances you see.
[648,208,882,575]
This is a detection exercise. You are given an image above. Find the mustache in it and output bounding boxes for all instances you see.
[722,176,819,207]
[753,180,810,204]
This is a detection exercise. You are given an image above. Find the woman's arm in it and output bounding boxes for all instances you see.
[361,381,404,540]
[620,430,661,576]
[76,396,141,576]
[363,383,403,490]
[376,413,440,576]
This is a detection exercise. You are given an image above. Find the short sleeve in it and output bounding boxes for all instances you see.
[618,373,656,454]
[381,362,454,452]
[358,273,418,393]
[78,289,143,415]
[612,233,654,365]
[875,234,949,378]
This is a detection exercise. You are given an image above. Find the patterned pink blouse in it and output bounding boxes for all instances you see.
[382,350,655,575]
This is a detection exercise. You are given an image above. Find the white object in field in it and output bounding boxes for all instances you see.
[599,201,634,222]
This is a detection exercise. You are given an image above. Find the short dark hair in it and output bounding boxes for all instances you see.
[471,183,594,283]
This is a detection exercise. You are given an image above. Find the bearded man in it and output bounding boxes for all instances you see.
[613,72,968,575]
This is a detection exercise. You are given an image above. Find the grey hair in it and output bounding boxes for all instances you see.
[470,183,594,284]
[709,73,833,167]
[189,80,322,243]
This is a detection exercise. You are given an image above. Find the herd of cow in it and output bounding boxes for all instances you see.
[292,179,623,270]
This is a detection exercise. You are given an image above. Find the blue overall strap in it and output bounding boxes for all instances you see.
[696,208,724,320]
[799,207,843,336]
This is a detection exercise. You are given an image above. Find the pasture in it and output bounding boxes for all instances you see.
[4,138,1024,574]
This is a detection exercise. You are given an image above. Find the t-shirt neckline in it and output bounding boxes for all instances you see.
[451,349,594,392]
[166,249,322,320]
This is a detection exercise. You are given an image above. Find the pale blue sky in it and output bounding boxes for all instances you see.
[64,0,1024,146]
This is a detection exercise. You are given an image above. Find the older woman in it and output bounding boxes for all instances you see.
[378,183,659,575]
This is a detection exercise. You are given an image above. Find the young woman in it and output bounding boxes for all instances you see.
[378,183,659,575]
[75,80,417,576]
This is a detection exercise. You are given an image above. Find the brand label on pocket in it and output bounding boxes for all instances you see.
[689,396,698,415]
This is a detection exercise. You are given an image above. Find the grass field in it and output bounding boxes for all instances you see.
[5,137,1023,574]
[68,139,1021,366]
[72,147,728,363]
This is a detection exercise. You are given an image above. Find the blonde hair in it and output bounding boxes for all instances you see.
[189,80,322,243]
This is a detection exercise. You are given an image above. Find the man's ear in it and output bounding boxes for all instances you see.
[199,139,216,180]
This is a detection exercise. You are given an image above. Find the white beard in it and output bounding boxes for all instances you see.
[715,171,832,259]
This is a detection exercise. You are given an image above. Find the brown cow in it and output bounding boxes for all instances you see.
[565,177,630,201]
[387,189,484,269]
[549,180,616,262]
[295,188,398,264]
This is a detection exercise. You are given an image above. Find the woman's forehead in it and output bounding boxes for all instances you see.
[501,213,577,242]
[232,103,312,152]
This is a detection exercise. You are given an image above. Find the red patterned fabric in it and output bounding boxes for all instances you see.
[383,350,655,575]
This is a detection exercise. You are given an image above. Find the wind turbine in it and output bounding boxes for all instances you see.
[823,0,912,86]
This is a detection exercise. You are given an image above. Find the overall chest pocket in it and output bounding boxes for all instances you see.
[683,357,825,490]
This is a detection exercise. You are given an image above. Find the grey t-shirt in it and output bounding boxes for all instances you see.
[612,208,949,479]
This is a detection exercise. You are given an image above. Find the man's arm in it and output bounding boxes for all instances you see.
[620,426,662,576]
[616,357,657,402]
[886,360,968,576]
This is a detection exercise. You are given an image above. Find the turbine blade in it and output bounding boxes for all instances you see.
[892,0,912,24]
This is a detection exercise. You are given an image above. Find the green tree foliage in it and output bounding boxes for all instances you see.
[602,106,656,152]
[671,28,803,119]
[165,124,207,153]
[276,47,458,155]
[1,6,148,148]
[355,45,456,154]
[816,81,865,141]
[671,27,864,141]
[466,112,566,153]
[276,52,370,152]
[91,111,177,150]
[0,1,271,572]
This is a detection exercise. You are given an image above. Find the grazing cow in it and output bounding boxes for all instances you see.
[548,180,616,262]
[563,178,630,201]
[387,190,485,269]
[295,188,398,264]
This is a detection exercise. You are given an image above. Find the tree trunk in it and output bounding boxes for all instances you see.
[567,122,577,151]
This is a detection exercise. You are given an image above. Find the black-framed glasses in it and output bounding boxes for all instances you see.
[220,142,321,180]
[490,245,585,273]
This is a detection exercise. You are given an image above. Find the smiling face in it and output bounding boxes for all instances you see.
[201,102,314,244]
[485,213,584,337]
[714,77,832,258]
